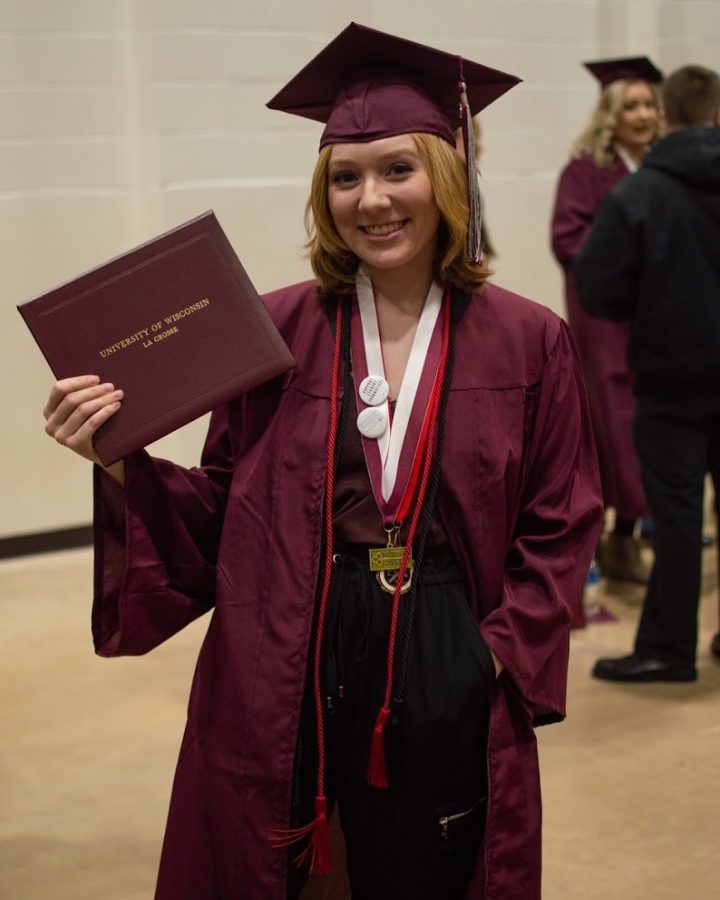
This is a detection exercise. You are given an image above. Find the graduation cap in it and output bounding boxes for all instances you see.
[266,22,521,147]
[267,22,521,264]
[584,56,663,88]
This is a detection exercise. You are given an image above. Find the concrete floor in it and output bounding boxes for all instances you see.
[1,544,718,899]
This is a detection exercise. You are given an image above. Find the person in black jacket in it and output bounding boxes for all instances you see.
[575,65,720,682]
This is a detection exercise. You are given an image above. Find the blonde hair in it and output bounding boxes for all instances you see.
[570,79,661,166]
[305,132,491,295]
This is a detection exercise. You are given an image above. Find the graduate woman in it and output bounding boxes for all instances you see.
[551,57,662,587]
[42,24,602,900]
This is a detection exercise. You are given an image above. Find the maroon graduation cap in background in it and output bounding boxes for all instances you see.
[267,22,522,264]
[584,55,664,87]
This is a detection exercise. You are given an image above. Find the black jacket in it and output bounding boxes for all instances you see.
[574,126,720,396]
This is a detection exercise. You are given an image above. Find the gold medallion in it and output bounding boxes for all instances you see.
[369,526,414,594]
[376,567,413,595]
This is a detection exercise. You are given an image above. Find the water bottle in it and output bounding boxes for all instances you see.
[583,558,602,619]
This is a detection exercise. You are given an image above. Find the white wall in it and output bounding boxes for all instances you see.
[1,0,717,537]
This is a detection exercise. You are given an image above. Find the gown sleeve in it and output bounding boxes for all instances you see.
[91,404,235,657]
[479,322,604,724]
[550,158,599,265]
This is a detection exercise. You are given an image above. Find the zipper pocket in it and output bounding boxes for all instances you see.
[438,799,481,839]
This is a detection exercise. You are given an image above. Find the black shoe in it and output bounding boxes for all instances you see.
[592,653,697,683]
[711,633,720,661]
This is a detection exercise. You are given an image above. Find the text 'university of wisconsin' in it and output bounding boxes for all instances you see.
[98,297,211,358]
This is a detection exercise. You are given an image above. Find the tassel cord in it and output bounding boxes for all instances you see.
[394,295,458,707]
[270,298,351,873]
[366,296,451,788]
[312,298,352,798]
[380,298,450,714]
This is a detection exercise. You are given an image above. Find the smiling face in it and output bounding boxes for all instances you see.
[615,81,659,156]
[326,135,441,283]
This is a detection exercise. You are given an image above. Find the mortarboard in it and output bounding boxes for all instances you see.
[584,56,664,88]
[266,22,521,148]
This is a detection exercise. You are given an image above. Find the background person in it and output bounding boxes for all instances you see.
[40,24,602,900]
[551,57,662,589]
[575,64,720,682]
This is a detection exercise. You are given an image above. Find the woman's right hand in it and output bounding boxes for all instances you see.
[43,375,125,481]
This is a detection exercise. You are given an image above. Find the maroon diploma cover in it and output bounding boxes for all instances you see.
[18,211,295,466]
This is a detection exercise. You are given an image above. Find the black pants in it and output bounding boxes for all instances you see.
[634,392,720,665]
[288,548,493,900]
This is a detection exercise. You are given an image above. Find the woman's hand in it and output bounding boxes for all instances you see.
[43,375,125,483]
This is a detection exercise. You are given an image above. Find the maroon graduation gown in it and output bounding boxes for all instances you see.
[551,152,648,519]
[92,280,603,900]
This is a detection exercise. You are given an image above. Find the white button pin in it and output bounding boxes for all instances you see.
[357,406,388,439]
[359,374,390,407]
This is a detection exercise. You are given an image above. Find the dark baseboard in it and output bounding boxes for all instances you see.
[0,525,93,561]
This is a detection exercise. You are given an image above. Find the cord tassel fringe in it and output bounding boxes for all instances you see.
[270,795,332,875]
[366,705,391,788]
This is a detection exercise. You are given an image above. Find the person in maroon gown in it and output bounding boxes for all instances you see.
[551,57,662,586]
[41,24,602,900]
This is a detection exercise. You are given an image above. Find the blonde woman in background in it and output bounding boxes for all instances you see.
[551,57,662,595]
